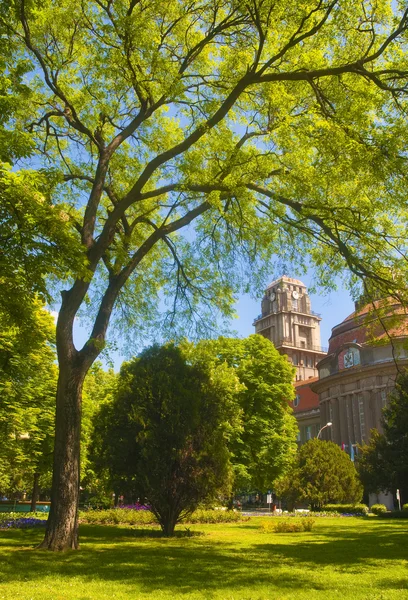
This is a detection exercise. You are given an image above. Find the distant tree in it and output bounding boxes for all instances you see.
[358,372,408,506]
[0,301,57,505]
[93,344,238,535]
[187,335,298,494]
[276,439,363,510]
[81,363,117,477]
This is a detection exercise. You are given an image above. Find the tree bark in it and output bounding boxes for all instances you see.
[38,360,86,550]
[30,472,40,512]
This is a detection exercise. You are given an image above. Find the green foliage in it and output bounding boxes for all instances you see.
[92,344,236,535]
[186,335,298,492]
[403,504,408,511]
[81,363,117,484]
[276,439,363,510]
[0,50,86,324]
[0,301,57,497]
[262,518,315,533]
[358,371,408,505]
[2,0,408,340]
[370,504,387,515]
[322,504,369,515]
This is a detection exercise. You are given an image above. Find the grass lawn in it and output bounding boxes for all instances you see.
[0,517,407,600]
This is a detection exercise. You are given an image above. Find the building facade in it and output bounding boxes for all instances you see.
[312,300,408,447]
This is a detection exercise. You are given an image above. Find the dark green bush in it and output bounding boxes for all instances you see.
[322,504,368,515]
[378,510,408,519]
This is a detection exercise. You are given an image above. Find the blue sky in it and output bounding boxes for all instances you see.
[72,273,355,371]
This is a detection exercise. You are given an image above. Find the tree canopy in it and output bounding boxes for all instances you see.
[3,0,408,549]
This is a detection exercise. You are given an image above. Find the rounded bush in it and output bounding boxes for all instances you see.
[370,503,387,515]
[402,503,408,511]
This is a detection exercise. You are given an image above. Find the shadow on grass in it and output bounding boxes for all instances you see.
[0,521,407,595]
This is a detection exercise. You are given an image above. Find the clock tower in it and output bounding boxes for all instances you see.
[253,276,327,380]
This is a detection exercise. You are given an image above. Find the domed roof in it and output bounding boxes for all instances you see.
[328,298,408,354]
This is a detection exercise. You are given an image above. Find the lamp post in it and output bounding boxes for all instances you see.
[317,422,332,439]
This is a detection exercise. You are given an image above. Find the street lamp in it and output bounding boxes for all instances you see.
[317,422,332,439]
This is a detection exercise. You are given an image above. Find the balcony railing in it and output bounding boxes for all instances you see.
[276,338,328,353]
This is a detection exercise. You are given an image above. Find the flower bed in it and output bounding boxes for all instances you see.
[0,513,47,529]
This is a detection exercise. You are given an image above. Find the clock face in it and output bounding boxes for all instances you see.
[270,292,276,301]
[344,351,354,368]
[292,291,299,299]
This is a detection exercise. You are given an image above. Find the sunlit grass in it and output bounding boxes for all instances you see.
[0,517,407,599]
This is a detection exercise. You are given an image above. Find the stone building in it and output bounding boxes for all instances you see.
[312,299,408,447]
[253,276,327,381]
[253,281,408,452]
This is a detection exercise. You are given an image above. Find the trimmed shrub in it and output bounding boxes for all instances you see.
[186,509,247,524]
[402,503,408,511]
[78,508,247,526]
[79,508,156,525]
[323,504,369,515]
[370,504,387,515]
[262,518,315,533]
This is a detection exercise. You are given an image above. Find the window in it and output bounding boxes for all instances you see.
[306,426,312,440]
[292,354,298,366]
[358,394,366,440]
[293,394,300,408]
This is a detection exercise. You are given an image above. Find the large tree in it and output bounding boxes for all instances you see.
[2,0,408,549]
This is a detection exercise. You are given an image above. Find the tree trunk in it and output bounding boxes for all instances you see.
[38,361,86,550]
[162,517,177,536]
[30,472,40,512]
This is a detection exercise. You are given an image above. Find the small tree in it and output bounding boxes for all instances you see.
[94,344,238,535]
[277,439,363,510]
[358,371,408,506]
